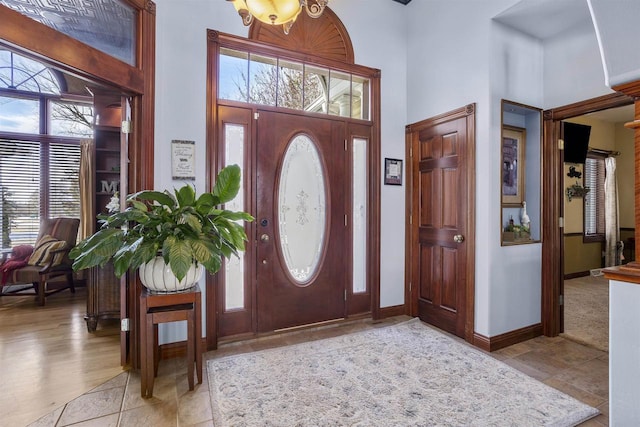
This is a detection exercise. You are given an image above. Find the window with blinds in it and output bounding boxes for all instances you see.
[0,139,80,247]
[1,51,89,249]
[584,154,605,242]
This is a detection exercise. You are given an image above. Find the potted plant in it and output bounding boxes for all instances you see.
[70,165,253,292]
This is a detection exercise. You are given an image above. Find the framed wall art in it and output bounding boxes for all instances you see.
[171,139,196,180]
[384,158,403,185]
[501,126,526,206]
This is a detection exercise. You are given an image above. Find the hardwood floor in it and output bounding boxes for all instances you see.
[0,286,122,427]
[2,289,609,426]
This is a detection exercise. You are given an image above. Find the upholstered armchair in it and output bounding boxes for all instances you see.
[0,217,80,306]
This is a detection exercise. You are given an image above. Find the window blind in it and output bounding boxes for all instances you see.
[0,139,81,247]
[584,155,605,240]
[0,139,40,246]
[50,143,81,219]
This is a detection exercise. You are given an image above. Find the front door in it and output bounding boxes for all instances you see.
[256,110,347,332]
[407,105,475,340]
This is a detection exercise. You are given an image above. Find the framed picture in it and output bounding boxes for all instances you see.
[501,126,526,206]
[171,140,196,180]
[384,158,403,185]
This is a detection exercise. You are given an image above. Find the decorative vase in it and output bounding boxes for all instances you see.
[138,256,203,293]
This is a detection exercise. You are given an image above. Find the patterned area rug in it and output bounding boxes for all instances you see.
[563,275,609,351]
[208,319,598,426]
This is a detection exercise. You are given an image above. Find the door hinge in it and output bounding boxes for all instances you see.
[558,139,564,150]
[344,289,347,301]
[409,281,412,292]
[344,214,347,227]
[121,318,130,332]
[344,139,348,151]
[254,112,259,120]
[410,145,413,158]
[410,214,412,225]
[559,217,564,228]
[559,295,564,306]
[121,120,131,134]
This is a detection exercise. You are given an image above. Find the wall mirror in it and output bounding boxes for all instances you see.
[501,100,542,246]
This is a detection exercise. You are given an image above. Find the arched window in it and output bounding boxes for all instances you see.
[0,50,92,247]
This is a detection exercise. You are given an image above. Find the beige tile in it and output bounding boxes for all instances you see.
[511,349,573,377]
[119,400,178,427]
[65,413,119,427]
[501,357,553,381]
[90,371,129,393]
[544,377,606,407]
[554,358,609,399]
[122,370,178,411]
[543,340,605,366]
[177,387,213,426]
[27,405,63,427]
[57,387,124,426]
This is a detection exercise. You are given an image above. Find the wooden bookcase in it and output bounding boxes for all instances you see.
[85,91,127,332]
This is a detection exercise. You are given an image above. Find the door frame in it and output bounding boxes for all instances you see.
[541,92,632,336]
[205,30,381,350]
[0,1,156,368]
[405,104,476,344]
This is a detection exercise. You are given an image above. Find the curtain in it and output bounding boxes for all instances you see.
[79,139,95,241]
[604,156,619,267]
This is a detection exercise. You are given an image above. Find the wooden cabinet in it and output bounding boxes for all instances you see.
[85,92,128,332]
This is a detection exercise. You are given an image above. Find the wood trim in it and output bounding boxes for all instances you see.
[206,30,220,351]
[249,7,354,64]
[464,104,477,343]
[0,5,144,95]
[370,71,382,321]
[613,81,640,98]
[564,271,591,280]
[605,264,640,284]
[378,305,407,319]
[473,323,543,352]
[547,92,631,121]
[542,92,634,337]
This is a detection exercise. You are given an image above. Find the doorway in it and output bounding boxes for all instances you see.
[541,93,634,338]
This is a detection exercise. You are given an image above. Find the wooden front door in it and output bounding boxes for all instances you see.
[255,110,347,332]
[407,105,475,340]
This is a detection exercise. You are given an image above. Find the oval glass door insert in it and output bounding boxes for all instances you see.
[278,134,327,285]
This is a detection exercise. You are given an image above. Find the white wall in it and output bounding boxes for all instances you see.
[405,0,615,337]
[543,20,614,109]
[153,0,620,344]
[153,0,409,343]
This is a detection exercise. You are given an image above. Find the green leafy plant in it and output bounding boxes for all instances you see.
[70,165,253,281]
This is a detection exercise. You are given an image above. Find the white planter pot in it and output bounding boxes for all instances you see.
[138,256,203,293]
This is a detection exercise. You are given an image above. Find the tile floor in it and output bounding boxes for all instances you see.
[28,316,609,426]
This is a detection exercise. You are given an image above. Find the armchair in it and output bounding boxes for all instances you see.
[0,217,80,306]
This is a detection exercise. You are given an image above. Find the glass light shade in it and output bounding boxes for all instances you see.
[245,0,303,25]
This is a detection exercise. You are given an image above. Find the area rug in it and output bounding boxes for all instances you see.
[208,319,598,426]
[563,275,609,351]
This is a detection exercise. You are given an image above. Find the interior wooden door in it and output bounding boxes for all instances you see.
[256,110,347,332]
[408,106,475,339]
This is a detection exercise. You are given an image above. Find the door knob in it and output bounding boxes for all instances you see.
[260,234,270,243]
[453,234,465,243]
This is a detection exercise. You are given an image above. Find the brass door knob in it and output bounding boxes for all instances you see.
[260,234,270,243]
[453,234,465,243]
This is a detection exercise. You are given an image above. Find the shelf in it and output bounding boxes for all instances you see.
[96,192,118,196]
[97,170,121,174]
[96,148,119,153]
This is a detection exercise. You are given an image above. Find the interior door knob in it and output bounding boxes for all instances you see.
[453,234,465,243]
[261,234,270,243]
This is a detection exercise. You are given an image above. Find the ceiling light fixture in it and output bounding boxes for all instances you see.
[227,0,329,34]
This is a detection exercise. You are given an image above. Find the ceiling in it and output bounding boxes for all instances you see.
[494,0,592,41]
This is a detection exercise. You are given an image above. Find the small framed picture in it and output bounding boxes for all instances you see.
[171,140,196,180]
[501,126,526,206]
[384,158,403,186]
